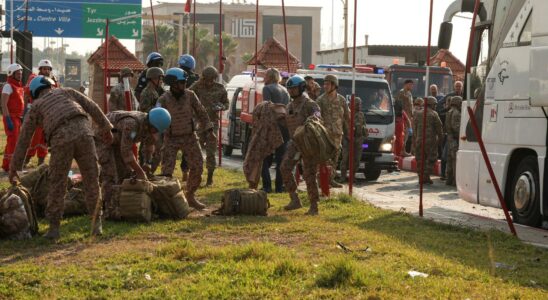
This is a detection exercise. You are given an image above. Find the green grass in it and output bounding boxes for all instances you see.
[1,166,548,299]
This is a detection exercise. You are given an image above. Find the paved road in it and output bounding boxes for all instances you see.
[220,150,548,247]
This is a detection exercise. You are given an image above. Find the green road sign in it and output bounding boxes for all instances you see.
[82,3,141,39]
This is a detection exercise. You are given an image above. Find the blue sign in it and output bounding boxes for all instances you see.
[6,0,142,39]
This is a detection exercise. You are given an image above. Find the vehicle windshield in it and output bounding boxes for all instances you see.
[391,71,453,97]
[315,79,394,125]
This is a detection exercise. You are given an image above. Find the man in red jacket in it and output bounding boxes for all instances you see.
[2,64,25,172]
[24,59,59,166]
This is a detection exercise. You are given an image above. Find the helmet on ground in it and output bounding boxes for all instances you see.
[426,96,437,106]
[120,67,133,78]
[38,59,53,69]
[164,68,188,86]
[146,52,164,67]
[202,66,218,81]
[178,54,196,70]
[286,75,306,92]
[148,107,171,134]
[7,64,23,77]
[324,74,339,87]
[29,75,55,99]
[146,67,164,80]
[451,96,463,108]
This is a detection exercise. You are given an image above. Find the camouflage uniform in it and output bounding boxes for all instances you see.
[109,83,137,112]
[96,111,155,219]
[281,94,322,206]
[306,81,322,100]
[189,81,229,172]
[445,100,461,186]
[413,105,443,183]
[139,83,163,172]
[158,90,211,202]
[341,108,367,181]
[395,89,414,157]
[10,88,113,226]
[316,93,350,180]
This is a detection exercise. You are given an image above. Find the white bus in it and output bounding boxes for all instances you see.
[441,0,548,226]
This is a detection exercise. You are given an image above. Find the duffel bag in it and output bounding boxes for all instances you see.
[215,189,270,216]
[149,176,181,201]
[119,179,153,222]
[8,185,38,236]
[0,193,31,239]
[63,188,87,216]
[156,191,190,220]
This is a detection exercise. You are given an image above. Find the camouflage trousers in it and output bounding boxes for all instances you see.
[97,141,133,219]
[199,123,219,171]
[281,141,319,203]
[340,137,363,180]
[329,134,343,179]
[162,133,203,197]
[47,134,102,223]
[445,138,458,185]
[415,143,438,180]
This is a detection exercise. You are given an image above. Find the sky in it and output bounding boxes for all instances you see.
[7,0,474,62]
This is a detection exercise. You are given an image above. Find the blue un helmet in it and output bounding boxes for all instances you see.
[286,75,306,93]
[164,67,188,86]
[148,107,171,134]
[146,52,164,67]
[178,54,196,71]
[29,75,55,99]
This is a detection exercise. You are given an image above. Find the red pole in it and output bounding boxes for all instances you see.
[150,0,159,52]
[466,106,517,236]
[103,19,110,113]
[192,0,197,57]
[281,0,291,73]
[218,0,223,167]
[348,0,358,195]
[419,0,435,217]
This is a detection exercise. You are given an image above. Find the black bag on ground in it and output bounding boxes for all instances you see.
[214,189,270,216]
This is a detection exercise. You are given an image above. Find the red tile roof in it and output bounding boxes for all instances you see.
[247,37,302,73]
[430,49,465,81]
[88,36,145,72]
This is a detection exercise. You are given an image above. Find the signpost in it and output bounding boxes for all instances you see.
[6,0,142,39]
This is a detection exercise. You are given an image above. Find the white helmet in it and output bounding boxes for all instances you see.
[7,64,23,77]
[38,59,53,69]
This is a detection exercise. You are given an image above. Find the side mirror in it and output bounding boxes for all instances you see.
[438,22,453,50]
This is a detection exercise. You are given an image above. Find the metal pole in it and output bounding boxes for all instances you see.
[150,0,159,52]
[331,0,335,49]
[419,0,435,217]
[10,0,14,64]
[186,14,191,54]
[103,19,110,113]
[281,0,290,73]
[24,0,29,32]
[192,0,197,57]
[218,0,223,166]
[254,0,259,97]
[465,0,481,99]
[348,0,357,195]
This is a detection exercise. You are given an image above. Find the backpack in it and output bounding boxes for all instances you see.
[0,185,38,238]
[292,118,338,164]
[149,177,190,220]
[214,189,270,216]
[119,179,154,222]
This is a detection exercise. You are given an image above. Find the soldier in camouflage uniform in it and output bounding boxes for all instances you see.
[157,68,213,210]
[445,96,462,186]
[9,76,114,239]
[109,67,138,112]
[316,74,350,187]
[138,67,165,173]
[395,80,414,157]
[135,52,163,101]
[281,75,322,215]
[189,66,229,186]
[340,98,367,182]
[97,108,171,219]
[304,76,321,100]
[413,96,443,185]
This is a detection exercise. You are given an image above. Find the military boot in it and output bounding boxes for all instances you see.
[284,192,303,210]
[206,169,214,187]
[92,218,103,236]
[182,171,189,182]
[43,220,61,240]
[187,193,206,210]
[37,157,45,166]
[306,199,319,215]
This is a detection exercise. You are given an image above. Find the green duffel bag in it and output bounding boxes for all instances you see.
[155,191,191,220]
[119,179,153,222]
[63,188,87,216]
[149,176,181,201]
[215,189,270,216]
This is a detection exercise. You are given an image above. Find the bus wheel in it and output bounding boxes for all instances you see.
[364,168,382,181]
[223,145,233,156]
[509,156,542,227]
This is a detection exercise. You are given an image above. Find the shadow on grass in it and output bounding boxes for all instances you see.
[335,210,548,290]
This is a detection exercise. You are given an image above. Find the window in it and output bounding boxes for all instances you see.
[518,12,532,45]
